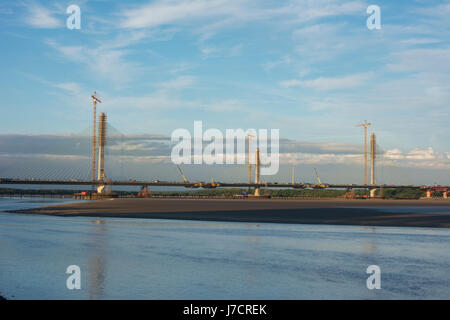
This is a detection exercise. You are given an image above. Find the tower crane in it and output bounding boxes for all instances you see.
[356,120,371,185]
[312,168,329,189]
[176,164,189,183]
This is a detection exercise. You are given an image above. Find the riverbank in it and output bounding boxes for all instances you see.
[9,198,450,228]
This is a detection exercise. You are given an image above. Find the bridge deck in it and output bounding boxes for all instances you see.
[0,178,446,190]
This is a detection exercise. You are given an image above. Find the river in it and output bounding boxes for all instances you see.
[0,197,449,299]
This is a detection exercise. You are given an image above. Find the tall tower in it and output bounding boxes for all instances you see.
[370,133,376,185]
[247,134,255,184]
[254,148,261,196]
[91,92,102,187]
[97,113,107,181]
[356,120,371,185]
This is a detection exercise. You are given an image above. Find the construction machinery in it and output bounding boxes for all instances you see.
[202,177,221,189]
[307,168,329,189]
[176,164,199,188]
[176,165,221,188]
[176,164,189,183]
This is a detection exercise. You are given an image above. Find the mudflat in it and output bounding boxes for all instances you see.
[9,198,450,228]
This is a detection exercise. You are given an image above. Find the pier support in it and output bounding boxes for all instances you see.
[444,192,448,199]
[96,113,107,195]
[369,188,377,198]
[254,148,261,197]
[97,185,105,194]
[426,190,432,199]
[138,186,152,198]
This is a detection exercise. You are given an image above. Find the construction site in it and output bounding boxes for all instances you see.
[1,91,448,201]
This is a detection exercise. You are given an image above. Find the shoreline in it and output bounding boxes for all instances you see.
[8,198,450,228]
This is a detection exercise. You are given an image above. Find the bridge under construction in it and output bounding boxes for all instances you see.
[1,178,449,199]
[1,92,448,199]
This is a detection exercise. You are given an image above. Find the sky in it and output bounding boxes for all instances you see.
[0,0,449,185]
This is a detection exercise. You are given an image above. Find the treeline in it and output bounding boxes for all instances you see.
[155,188,246,197]
[149,188,346,198]
[0,187,427,199]
[159,188,427,199]
[0,188,78,195]
[153,188,425,199]
[381,188,425,199]
[0,188,132,196]
[261,189,347,198]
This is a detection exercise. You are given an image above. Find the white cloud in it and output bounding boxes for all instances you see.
[25,3,61,29]
[206,99,245,112]
[200,46,219,58]
[387,48,450,73]
[383,147,450,169]
[384,149,403,160]
[263,55,293,72]
[280,73,373,91]
[405,147,436,160]
[119,0,365,32]
[120,0,237,29]
[45,39,138,86]
[157,76,196,89]
[413,3,450,27]
[279,79,302,88]
[401,38,441,45]
[291,22,370,66]
[103,92,199,111]
[53,82,82,95]
[279,153,361,165]
[287,0,364,23]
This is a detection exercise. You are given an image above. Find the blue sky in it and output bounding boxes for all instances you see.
[0,0,449,184]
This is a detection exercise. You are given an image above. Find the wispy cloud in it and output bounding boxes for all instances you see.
[157,76,196,89]
[387,48,450,73]
[53,82,82,95]
[280,73,373,91]
[24,3,61,28]
[120,0,237,29]
[412,3,450,27]
[45,39,139,87]
[400,38,442,45]
[119,0,365,32]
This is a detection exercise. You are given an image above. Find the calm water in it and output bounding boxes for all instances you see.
[0,198,450,300]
